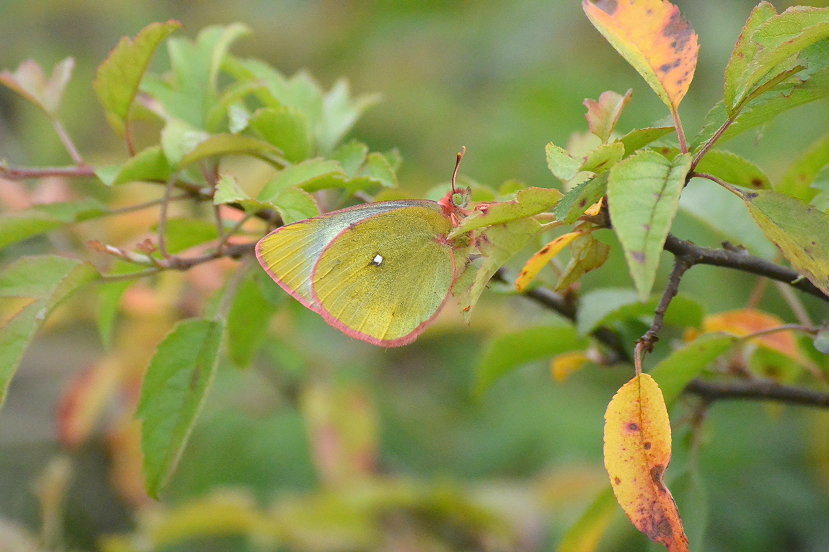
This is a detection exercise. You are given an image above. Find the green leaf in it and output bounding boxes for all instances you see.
[350,152,398,190]
[558,485,619,552]
[137,318,223,498]
[554,173,608,224]
[449,187,562,238]
[248,106,312,163]
[617,126,674,154]
[546,142,581,183]
[270,186,320,224]
[94,21,182,135]
[227,274,276,368]
[475,325,587,395]
[576,288,703,336]
[742,189,829,295]
[109,146,172,185]
[0,57,75,115]
[0,198,108,250]
[581,142,625,173]
[332,141,369,177]
[161,119,211,167]
[0,256,98,408]
[649,334,736,407]
[258,159,344,201]
[555,233,611,292]
[97,280,132,350]
[693,67,829,150]
[584,89,632,143]
[723,2,778,114]
[454,218,540,318]
[608,151,691,299]
[178,133,285,168]
[317,79,380,154]
[727,6,829,113]
[777,132,829,202]
[159,219,219,254]
[670,148,770,190]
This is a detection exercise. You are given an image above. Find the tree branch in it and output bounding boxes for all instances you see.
[686,379,829,409]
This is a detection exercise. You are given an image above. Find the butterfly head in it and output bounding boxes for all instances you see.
[439,146,471,224]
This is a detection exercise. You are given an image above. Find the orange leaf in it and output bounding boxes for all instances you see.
[583,0,699,111]
[551,351,590,382]
[56,359,121,448]
[515,231,584,292]
[702,308,800,360]
[604,373,688,551]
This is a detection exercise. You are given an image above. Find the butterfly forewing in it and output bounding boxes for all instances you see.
[311,205,455,346]
[256,200,434,310]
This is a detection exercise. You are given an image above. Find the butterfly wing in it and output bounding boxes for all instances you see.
[256,200,438,311]
[311,204,455,346]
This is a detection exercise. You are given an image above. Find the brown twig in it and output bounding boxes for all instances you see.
[636,254,693,356]
[686,379,829,409]
[0,164,96,179]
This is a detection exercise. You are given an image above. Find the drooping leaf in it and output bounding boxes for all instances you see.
[0,57,75,115]
[649,334,737,407]
[723,2,778,114]
[454,218,540,318]
[608,151,691,299]
[742,189,829,295]
[449,187,562,238]
[227,273,276,368]
[726,6,829,114]
[554,173,608,224]
[475,325,588,395]
[558,486,620,552]
[0,256,98,408]
[584,89,633,143]
[137,318,224,498]
[583,0,699,111]
[777,132,829,202]
[604,373,689,551]
[546,142,582,183]
[248,106,312,163]
[618,126,675,154]
[94,21,182,135]
[514,231,584,292]
[0,198,108,250]
[555,233,611,292]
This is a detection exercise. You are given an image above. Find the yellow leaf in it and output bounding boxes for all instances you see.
[551,351,590,382]
[583,0,699,111]
[515,231,584,292]
[604,373,688,552]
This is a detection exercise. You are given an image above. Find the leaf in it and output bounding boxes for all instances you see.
[227,273,276,368]
[742,189,829,295]
[332,141,369,177]
[608,151,691,299]
[453,218,540,318]
[555,233,611,292]
[649,334,737,407]
[108,146,172,186]
[618,126,675,154]
[159,218,220,254]
[160,119,211,167]
[475,325,587,395]
[554,173,608,224]
[551,351,591,382]
[258,159,344,200]
[317,79,380,154]
[604,373,689,551]
[0,198,107,250]
[583,0,699,111]
[581,142,625,174]
[137,318,224,498]
[691,149,771,190]
[350,152,398,191]
[558,486,620,552]
[584,89,633,143]
[0,256,98,408]
[546,142,582,183]
[271,186,320,225]
[702,309,801,361]
[726,6,829,113]
[97,279,132,350]
[514,231,584,292]
[777,132,829,202]
[576,288,703,336]
[248,106,312,163]
[449,187,562,238]
[178,134,285,168]
[94,21,182,135]
[723,2,778,114]
[0,57,75,115]
[814,329,829,354]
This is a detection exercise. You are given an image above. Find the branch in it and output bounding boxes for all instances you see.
[663,234,828,301]
[686,379,829,409]
[1,164,96,179]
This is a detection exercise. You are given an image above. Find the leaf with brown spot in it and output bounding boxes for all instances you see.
[584,89,633,143]
[555,233,611,292]
[515,231,584,292]
[604,373,689,552]
[583,0,699,111]
[742,189,829,296]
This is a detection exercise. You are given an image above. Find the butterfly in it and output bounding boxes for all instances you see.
[256,149,472,347]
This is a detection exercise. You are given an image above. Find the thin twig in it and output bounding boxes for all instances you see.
[0,164,96,180]
[49,117,84,165]
[690,117,734,170]
[737,323,818,342]
[775,282,814,327]
[156,176,176,259]
[693,172,744,198]
[106,193,190,216]
[636,255,693,356]
[99,268,162,282]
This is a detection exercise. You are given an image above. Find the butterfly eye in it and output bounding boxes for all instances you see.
[452,192,465,207]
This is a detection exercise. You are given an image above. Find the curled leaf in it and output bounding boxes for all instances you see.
[515,231,584,292]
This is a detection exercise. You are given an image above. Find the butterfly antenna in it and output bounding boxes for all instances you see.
[452,146,466,193]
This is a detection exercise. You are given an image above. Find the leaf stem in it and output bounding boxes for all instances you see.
[692,172,744,198]
[671,107,688,154]
[49,117,84,165]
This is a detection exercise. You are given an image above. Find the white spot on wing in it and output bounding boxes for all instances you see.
[371,254,384,266]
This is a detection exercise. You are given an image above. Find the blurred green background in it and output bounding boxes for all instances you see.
[1,1,828,551]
